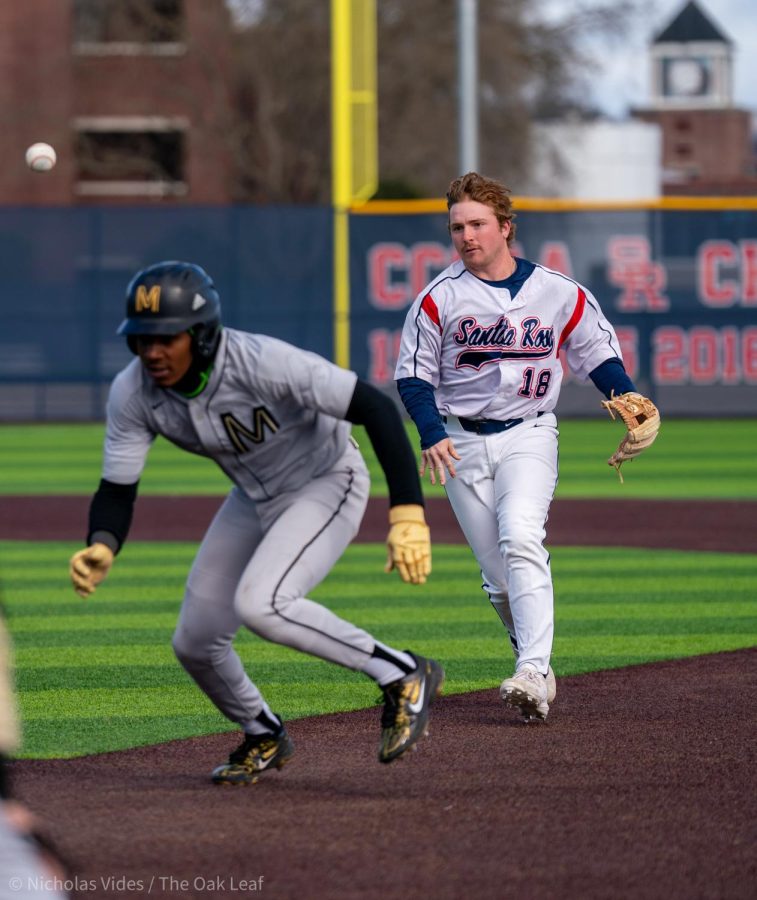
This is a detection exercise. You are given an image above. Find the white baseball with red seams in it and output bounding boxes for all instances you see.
[395,258,623,673]
[25,142,57,172]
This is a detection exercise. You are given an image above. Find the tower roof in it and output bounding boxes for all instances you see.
[654,1,732,45]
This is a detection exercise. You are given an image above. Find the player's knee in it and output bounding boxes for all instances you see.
[234,588,276,636]
[234,586,299,644]
[172,630,238,679]
[172,626,207,667]
[500,522,545,562]
[483,578,508,602]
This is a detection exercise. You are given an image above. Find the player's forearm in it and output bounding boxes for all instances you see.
[87,478,139,553]
[345,380,423,507]
[396,377,448,450]
[589,358,636,399]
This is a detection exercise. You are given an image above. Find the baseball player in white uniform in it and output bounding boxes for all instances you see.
[69,261,443,783]
[395,172,656,721]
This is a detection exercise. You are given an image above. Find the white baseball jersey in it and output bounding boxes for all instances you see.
[102,328,357,499]
[395,259,622,419]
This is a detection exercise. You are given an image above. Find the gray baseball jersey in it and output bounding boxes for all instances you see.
[100,328,392,732]
[102,328,357,498]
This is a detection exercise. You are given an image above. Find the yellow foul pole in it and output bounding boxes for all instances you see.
[331,0,377,368]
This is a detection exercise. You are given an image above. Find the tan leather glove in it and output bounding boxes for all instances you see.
[601,391,661,482]
[385,504,431,585]
[69,543,114,598]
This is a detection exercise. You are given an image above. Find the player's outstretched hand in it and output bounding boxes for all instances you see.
[420,438,461,486]
[385,504,431,585]
[69,542,114,597]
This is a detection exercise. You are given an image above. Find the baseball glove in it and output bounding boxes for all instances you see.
[601,391,660,482]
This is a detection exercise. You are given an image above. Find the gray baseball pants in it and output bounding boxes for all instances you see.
[171,441,378,726]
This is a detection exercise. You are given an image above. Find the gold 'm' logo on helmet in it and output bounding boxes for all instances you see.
[135,285,161,313]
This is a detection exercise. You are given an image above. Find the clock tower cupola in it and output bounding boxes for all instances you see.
[650,0,733,109]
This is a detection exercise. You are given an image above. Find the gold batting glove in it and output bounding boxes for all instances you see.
[385,504,431,585]
[69,543,114,598]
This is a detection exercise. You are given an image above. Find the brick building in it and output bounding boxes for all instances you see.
[633,0,757,195]
[0,0,235,205]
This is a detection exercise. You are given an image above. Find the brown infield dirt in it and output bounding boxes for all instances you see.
[5,495,757,552]
[6,496,757,899]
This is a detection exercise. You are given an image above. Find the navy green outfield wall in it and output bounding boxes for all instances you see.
[0,206,334,421]
[0,205,755,419]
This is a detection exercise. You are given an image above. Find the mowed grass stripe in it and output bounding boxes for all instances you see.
[18,630,755,712]
[2,420,757,498]
[2,540,756,757]
[20,716,238,759]
[19,624,753,717]
[13,632,757,762]
[10,630,174,649]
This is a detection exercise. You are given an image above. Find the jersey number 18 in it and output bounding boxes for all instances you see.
[518,367,552,399]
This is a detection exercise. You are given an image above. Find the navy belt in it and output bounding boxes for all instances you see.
[445,411,544,435]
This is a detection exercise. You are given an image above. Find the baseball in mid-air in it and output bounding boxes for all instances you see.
[25,142,57,173]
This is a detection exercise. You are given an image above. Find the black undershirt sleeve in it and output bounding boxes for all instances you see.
[345,379,423,507]
[87,478,139,554]
[0,754,9,798]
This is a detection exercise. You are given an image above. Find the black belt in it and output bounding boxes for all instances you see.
[445,411,544,435]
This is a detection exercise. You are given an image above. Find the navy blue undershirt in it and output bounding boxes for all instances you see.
[482,256,536,295]
[589,357,635,398]
[396,259,636,449]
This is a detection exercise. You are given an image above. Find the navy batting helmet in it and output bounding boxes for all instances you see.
[118,261,222,359]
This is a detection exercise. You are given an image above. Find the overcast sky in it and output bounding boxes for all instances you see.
[575,0,757,116]
[228,1,756,117]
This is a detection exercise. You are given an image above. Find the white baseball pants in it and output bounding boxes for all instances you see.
[443,413,559,675]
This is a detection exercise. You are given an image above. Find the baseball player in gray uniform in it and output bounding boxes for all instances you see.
[69,261,443,783]
[395,172,659,722]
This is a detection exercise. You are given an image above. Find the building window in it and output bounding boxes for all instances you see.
[74,118,187,197]
[673,143,692,159]
[73,0,184,54]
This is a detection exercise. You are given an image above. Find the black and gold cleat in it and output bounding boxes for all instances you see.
[211,726,294,786]
[378,653,445,764]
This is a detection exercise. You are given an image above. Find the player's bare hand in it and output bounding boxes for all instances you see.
[385,504,431,585]
[69,543,114,597]
[420,438,461,486]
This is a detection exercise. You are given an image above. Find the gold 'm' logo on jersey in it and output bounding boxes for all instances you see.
[222,408,279,453]
[135,285,161,313]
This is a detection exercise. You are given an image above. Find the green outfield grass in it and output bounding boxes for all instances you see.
[1,419,756,498]
[2,540,755,758]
